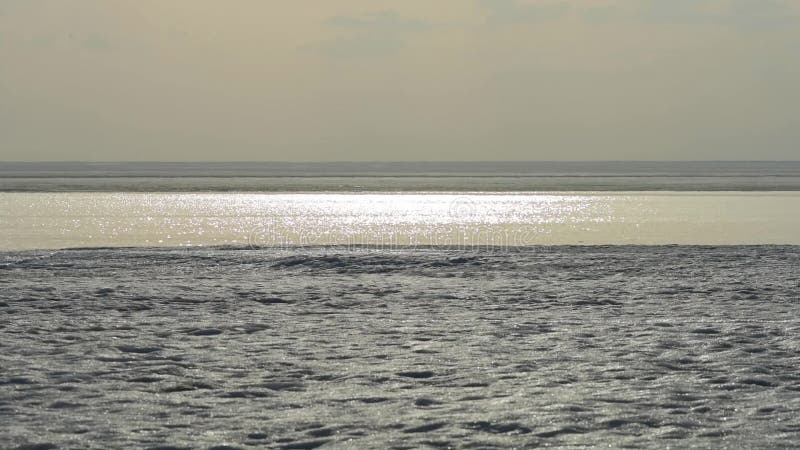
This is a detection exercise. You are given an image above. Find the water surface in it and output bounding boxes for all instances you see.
[3,161,800,192]
[2,192,799,250]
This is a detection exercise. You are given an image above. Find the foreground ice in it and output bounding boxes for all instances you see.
[1,246,799,449]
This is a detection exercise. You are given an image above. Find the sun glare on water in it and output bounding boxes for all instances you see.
[1,192,799,250]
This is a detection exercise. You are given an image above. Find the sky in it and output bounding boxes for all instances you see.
[1,0,799,161]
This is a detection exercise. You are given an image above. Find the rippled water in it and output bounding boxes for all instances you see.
[2,192,800,250]
[3,246,800,448]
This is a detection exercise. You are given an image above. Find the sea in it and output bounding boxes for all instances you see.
[2,161,800,250]
[4,162,800,448]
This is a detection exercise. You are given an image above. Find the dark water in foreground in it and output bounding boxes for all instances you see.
[1,246,799,449]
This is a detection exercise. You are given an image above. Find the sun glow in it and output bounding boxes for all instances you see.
[2,192,800,250]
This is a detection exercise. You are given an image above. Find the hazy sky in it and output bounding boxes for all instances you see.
[1,0,799,161]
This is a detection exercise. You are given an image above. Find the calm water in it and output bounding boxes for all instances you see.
[2,192,799,250]
[3,161,800,192]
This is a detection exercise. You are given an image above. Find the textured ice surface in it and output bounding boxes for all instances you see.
[1,246,799,449]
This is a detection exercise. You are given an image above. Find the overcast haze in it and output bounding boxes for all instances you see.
[1,0,799,162]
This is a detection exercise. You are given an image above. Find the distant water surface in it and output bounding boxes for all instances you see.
[2,192,799,250]
[3,161,800,192]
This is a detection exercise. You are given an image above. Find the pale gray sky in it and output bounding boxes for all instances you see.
[1,0,799,161]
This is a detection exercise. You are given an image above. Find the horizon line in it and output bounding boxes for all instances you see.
[3,160,800,164]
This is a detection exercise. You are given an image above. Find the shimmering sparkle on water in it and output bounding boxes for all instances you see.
[1,192,800,250]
